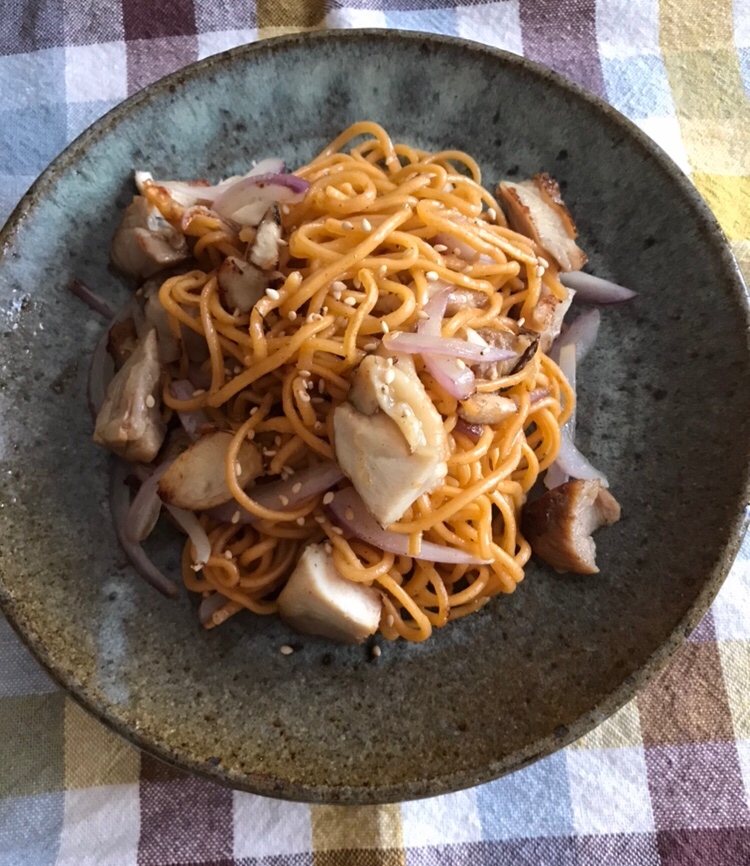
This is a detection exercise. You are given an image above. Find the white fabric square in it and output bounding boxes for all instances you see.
[566,746,655,835]
[197,29,259,60]
[233,792,311,857]
[325,8,388,28]
[712,532,750,640]
[635,117,692,176]
[65,42,127,104]
[735,0,750,49]
[55,785,140,866]
[596,0,660,58]
[401,787,483,846]
[456,2,523,56]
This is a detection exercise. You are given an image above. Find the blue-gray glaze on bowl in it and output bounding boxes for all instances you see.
[0,30,748,804]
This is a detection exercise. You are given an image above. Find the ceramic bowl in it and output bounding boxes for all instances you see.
[0,30,748,804]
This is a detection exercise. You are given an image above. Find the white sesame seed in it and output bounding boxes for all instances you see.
[361,218,372,231]
[353,277,362,289]
[456,359,466,370]
[341,220,353,230]
[145,394,155,408]
[224,549,233,559]
[381,321,390,334]
[344,296,357,306]
[231,510,241,524]
[298,369,311,378]
[434,244,448,252]
[264,450,277,457]
[426,271,439,281]
[234,366,242,375]
[345,507,355,521]
[453,247,462,256]
[305,379,314,390]
[372,645,382,658]
[298,390,311,403]
[281,472,289,481]
[287,310,297,321]
[364,341,378,351]
[518,317,525,327]
[318,379,326,394]
[487,207,497,221]
[311,396,325,404]
[379,264,388,277]
[384,369,395,385]
[274,435,282,446]
[246,429,255,440]
[387,614,395,627]
[331,526,344,535]
[281,205,290,215]
[296,517,306,526]
[539,257,549,268]
[324,541,333,554]
[283,465,295,475]
[265,287,280,301]
[332,280,347,292]
[233,308,241,317]
[416,310,429,320]
[192,388,206,397]
[323,492,335,505]
[279,494,289,505]
[536,266,545,278]
[315,515,326,524]
[235,462,242,476]
[280,645,294,655]
[292,482,302,494]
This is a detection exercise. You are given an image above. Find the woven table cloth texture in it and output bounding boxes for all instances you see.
[1,1,749,864]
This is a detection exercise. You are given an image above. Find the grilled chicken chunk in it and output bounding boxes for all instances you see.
[217,256,267,313]
[110,196,189,279]
[522,479,621,574]
[278,544,382,643]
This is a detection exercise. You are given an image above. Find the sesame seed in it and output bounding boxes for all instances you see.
[246,429,255,440]
[536,266,545,278]
[305,379,314,390]
[298,390,311,403]
[416,310,429,320]
[323,492,335,505]
[353,277,362,289]
[250,406,259,415]
[235,462,242,476]
[341,220,353,230]
[332,280,347,292]
[361,218,372,231]
[453,247,462,256]
[344,296,357,306]
[426,271,439,281]
[275,435,282,446]
[265,287,280,301]
[192,388,206,397]
[487,207,497,221]
[539,257,549,268]
[279,494,289,505]
[312,396,325,404]
[456,359,466,370]
[434,244,448,253]
[384,369,395,385]
[381,321,390,333]
[518,317,525,326]
[280,645,294,655]
[379,265,388,277]
[233,308,241,317]
[264,450,277,457]
[387,614,395,627]
[281,472,289,481]
[231,510,241,524]
[224,549,233,559]
[332,291,342,301]
[315,515,326,524]
[287,310,297,321]
[298,369,311,378]
[296,517,306,526]
[372,646,382,658]
[145,394,155,408]
[292,482,302,494]
[324,541,333,554]
[331,526,344,535]
[190,562,202,572]
[318,379,326,394]
[281,204,290,215]
[345,507,355,521]
[283,465,295,475]
[364,341,378,351]
[234,366,242,375]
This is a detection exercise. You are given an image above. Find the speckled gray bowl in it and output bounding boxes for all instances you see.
[0,31,748,804]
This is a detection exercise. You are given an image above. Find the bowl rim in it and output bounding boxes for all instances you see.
[1,28,749,804]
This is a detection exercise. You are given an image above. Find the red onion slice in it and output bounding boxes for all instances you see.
[383,331,517,364]
[327,487,491,565]
[550,309,601,365]
[207,461,345,524]
[432,232,478,261]
[418,290,477,400]
[453,418,484,442]
[214,173,310,226]
[551,429,609,488]
[561,271,636,304]
[165,505,212,568]
[69,279,115,320]
[110,460,179,598]
[170,379,209,440]
[124,460,173,543]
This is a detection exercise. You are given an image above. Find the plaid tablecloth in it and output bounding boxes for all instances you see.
[1,2,749,864]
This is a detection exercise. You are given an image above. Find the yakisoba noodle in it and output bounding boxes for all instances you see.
[135,121,574,642]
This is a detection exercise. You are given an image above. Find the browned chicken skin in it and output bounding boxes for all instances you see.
[522,480,621,574]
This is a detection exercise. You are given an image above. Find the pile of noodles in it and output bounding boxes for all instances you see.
[140,121,573,642]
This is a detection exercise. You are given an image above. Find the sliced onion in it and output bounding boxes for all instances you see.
[207,461,345,524]
[432,232,478,261]
[170,379,210,440]
[453,418,484,442]
[124,460,173,543]
[327,487,491,565]
[550,309,601,365]
[383,331,517,364]
[199,592,230,625]
[187,363,212,390]
[552,429,609,487]
[110,460,178,598]
[418,290,476,400]
[69,279,115,320]
[214,173,310,227]
[530,388,549,404]
[560,271,636,304]
[165,505,212,568]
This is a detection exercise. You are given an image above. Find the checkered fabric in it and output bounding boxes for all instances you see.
[1,1,749,864]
